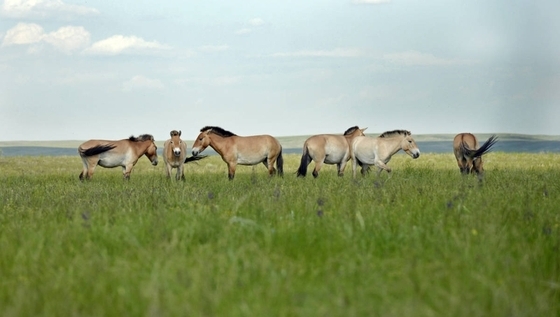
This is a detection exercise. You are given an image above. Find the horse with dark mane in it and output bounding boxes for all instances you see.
[163,130,206,180]
[296,126,367,178]
[191,126,283,180]
[453,133,498,181]
[78,134,158,180]
[351,130,420,178]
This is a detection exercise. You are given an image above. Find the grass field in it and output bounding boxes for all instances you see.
[0,152,559,316]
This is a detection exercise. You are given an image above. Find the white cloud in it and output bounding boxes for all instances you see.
[1,23,44,46]
[1,22,90,52]
[249,18,264,26]
[83,35,171,55]
[383,51,475,66]
[352,0,390,4]
[122,75,164,92]
[272,48,364,58]
[42,26,90,52]
[198,45,229,53]
[1,0,99,18]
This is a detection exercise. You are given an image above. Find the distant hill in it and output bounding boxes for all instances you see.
[1,134,559,156]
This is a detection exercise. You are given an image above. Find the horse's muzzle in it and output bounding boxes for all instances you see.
[412,152,420,159]
[152,159,158,166]
[192,150,199,156]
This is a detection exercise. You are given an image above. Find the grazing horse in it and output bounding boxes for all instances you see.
[78,134,158,180]
[453,133,498,180]
[191,126,283,180]
[351,130,420,178]
[296,126,367,178]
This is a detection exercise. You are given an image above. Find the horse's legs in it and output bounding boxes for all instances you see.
[165,163,173,178]
[227,162,237,180]
[79,157,90,180]
[123,165,133,180]
[262,159,277,176]
[178,164,185,181]
[312,160,325,178]
[374,161,391,174]
[84,158,98,180]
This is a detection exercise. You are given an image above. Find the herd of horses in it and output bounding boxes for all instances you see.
[77,126,498,181]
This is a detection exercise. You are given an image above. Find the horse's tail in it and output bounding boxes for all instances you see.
[296,144,311,177]
[79,144,116,157]
[184,155,208,163]
[276,148,284,176]
[462,135,498,159]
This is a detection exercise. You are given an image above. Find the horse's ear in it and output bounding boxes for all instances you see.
[178,130,182,136]
[362,127,368,132]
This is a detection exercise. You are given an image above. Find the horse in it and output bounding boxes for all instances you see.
[78,134,158,180]
[453,133,498,181]
[296,126,367,178]
[163,130,207,180]
[351,130,420,178]
[191,126,283,180]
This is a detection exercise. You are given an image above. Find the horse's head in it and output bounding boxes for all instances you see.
[169,130,183,157]
[146,139,158,166]
[192,129,211,156]
[401,134,420,159]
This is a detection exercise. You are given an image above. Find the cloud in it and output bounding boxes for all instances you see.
[1,0,99,18]
[249,18,264,26]
[198,45,229,53]
[271,48,364,58]
[2,23,44,46]
[1,22,90,52]
[352,0,390,4]
[122,75,164,92]
[83,35,171,55]
[42,26,90,52]
[235,17,264,35]
[383,51,475,66]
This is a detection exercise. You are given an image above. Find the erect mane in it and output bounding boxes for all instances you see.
[343,126,360,136]
[379,130,411,138]
[200,126,237,137]
[129,134,154,142]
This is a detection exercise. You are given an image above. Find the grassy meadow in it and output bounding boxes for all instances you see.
[0,152,559,316]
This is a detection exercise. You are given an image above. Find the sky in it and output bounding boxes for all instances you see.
[1,0,559,142]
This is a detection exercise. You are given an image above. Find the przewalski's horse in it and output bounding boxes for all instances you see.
[351,130,420,178]
[296,126,367,178]
[453,133,498,180]
[191,126,283,180]
[78,134,158,180]
[163,130,207,180]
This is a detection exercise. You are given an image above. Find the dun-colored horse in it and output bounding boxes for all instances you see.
[191,126,283,180]
[78,134,158,180]
[453,133,498,180]
[351,130,420,178]
[296,126,367,178]
[163,130,207,180]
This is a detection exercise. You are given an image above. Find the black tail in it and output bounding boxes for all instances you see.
[296,145,311,177]
[79,144,116,157]
[462,135,498,158]
[277,149,284,177]
[184,155,208,163]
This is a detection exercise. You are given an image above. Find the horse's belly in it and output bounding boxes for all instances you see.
[237,154,266,165]
[98,156,124,167]
[324,153,345,164]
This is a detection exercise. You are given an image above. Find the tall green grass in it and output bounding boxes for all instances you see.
[0,153,559,316]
